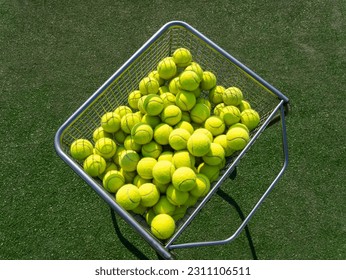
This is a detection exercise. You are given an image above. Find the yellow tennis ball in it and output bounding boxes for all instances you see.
[151,213,176,240]
[200,71,217,91]
[168,128,191,151]
[168,76,181,95]
[153,179,169,194]
[213,134,235,157]
[193,128,214,142]
[240,109,260,131]
[138,183,160,207]
[185,62,204,81]
[190,103,211,124]
[139,76,160,95]
[119,150,140,172]
[152,160,176,185]
[175,90,196,111]
[202,142,225,166]
[94,137,117,159]
[137,95,148,114]
[145,208,157,226]
[179,70,201,91]
[123,135,142,152]
[213,103,226,116]
[187,132,211,157]
[209,85,225,104]
[226,127,250,151]
[83,154,106,177]
[230,122,250,133]
[141,141,162,159]
[101,112,121,133]
[166,184,189,206]
[128,90,142,110]
[98,161,118,180]
[133,174,151,187]
[204,116,225,136]
[171,205,188,222]
[141,114,161,128]
[148,70,165,86]
[238,100,252,111]
[172,47,192,68]
[172,150,195,169]
[113,129,128,145]
[70,139,93,160]
[114,105,132,118]
[102,170,125,193]
[223,86,243,106]
[120,168,137,184]
[157,57,177,80]
[112,145,125,166]
[172,167,197,192]
[197,162,220,182]
[174,120,194,135]
[158,151,174,162]
[92,127,112,142]
[190,173,210,198]
[220,105,241,126]
[153,196,176,215]
[115,184,141,210]
[131,122,153,145]
[136,157,157,179]
[120,113,142,134]
[184,194,199,207]
[160,105,182,126]
[153,123,174,145]
[160,92,176,107]
[143,94,164,116]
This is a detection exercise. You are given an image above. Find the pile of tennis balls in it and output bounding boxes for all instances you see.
[70,47,260,241]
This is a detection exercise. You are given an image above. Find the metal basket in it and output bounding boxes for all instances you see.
[54,21,289,259]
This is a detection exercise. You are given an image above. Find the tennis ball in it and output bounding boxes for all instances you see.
[175,90,196,111]
[152,160,175,185]
[226,127,250,151]
[132,204,147,215]
[181,111,191,122]
[196,97,212,110]
[152,179,169,194]
[223,87,243,106]
[192,87,202,98]
[131,122,153,145]
[238,100,252,111]
[168,128,191,151]
[128,90,142,110]
[145,208,156,226]
[204,116,225,136]
[160,92,176,107]
[143,94,164,116]
[172,167,197,192]
[136,157,157,179]
[138,183,160,207]
[190,173,210,198]
[174,121,194,135]
[114,106,132,118]
[120,169,137,184]
[172,150,195,169]
[230,122,250,133]
[213,134,235,157]
[240,109,260,131]
[184,194,199,207]
[168,77,181,95]
[193,128,214,142]
[133,174,151,187]
[158,86,169,95]
[171,205,188,221]
[139,76,160,95]
[93,127,112,142]
[209,85,225,104]
[83,154,107,177]
[112,145,125,166]
[190,103,211,124]
[148,70,165,86]
[158,151,174,162]
[151,213,176,240]
[141,141,162,159]
[197,162,220,182]
[187,132,211,157]
[94,137,117,159]
[220,105,241,126]
[200,71,217,91]
[166,184,189,206]
[202,142,225,166]
[98,161,118,180]
[101,112,121,133]
[120,113,142,134]
[141,114,161,128]
[153,196,176,215]
[153,123,174,145]
[213,103,226,116]
[70,139,93,160]
[185,62,204,81]
[124,135,142,152]
[113,129,128,145]
[102,170,125,193]
[115,184,141,210]
[172,48,192,68]
[179,70,201,91]
[119,150,140,172]
[157,57,177,80]
[160,105,182,126]
[137,95,148,114]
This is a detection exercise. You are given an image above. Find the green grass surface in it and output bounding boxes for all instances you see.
[1,0,345,260]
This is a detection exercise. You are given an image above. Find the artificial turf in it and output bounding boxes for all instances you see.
[0,0,345,260]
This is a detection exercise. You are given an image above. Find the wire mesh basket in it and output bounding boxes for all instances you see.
[54,21,289,259]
